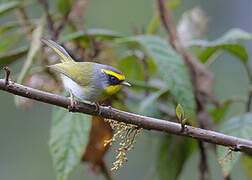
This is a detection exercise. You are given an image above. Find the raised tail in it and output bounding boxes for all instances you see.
[42,39,74,63]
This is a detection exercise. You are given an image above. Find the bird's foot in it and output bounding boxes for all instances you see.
[94,102,102,115]
[68,101,77,112]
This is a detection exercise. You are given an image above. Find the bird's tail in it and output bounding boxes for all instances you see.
[41,39,74,63]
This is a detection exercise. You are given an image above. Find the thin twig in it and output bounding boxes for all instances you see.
[38,0,55,37]
[54,14,70,40]
[1,78,252,155]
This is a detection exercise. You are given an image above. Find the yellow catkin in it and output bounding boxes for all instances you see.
[103,119,143,171]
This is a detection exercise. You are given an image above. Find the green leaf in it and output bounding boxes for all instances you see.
[117,35,196,119]
[87,29,123,39]
[0,19,40,37]
[0,22,20,37]
[0,1,21,16]
[57,0,72,16]
[0,46,28,68]
[139,88,169,113]
[176,104,184,120]
[211,100,231,124]
[189,29,252,46]
[158,135,197,180]
[119,54,144,81]
[49,105,91,180]
[217,28,252,43]
[147,14,160,35]
[58,29,123,43]
[217,113,252,177]
[189,28,252,63]
[168,0,180,9]
[198,44,248,63]
[0,33,23,53]
[241,154,252,179]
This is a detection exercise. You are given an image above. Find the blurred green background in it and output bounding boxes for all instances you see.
[0,0,251,179]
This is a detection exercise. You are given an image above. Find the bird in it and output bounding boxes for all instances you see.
[42,39,131,110]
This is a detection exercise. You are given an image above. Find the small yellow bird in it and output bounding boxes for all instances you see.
[42,39,131,109]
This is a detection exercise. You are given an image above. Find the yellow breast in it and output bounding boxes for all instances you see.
[105,85,122,95]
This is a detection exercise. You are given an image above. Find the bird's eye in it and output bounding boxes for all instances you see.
[110,76,117,82]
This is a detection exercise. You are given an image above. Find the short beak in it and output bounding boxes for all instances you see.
[121,81,131,86]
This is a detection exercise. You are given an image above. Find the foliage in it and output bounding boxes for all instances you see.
[188,28,252,63]
[158,135,197,180]
[242,154,252,179]
[217,113,252,177]
[210,100,231,124]
[117,35,196,120]
[0,1,21,16]
[1,1,252,180]
[49,100,91,180]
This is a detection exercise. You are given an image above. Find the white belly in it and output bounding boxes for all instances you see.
[61,75,87,100]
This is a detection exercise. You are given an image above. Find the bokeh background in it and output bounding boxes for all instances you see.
[0,0,251,179]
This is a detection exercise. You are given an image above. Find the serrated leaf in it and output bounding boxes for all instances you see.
[58,29,123,43]
[139,88,169,113]
[241,154,252,179]
[210,100,231,124]
[188,28,252,63]
[217,113,252,177]
[117,35,196,119]
[50,106,91,180]
[0,46,28,68]
[0,1,21,16]
[158,135,197,180]
[57,0,72,16]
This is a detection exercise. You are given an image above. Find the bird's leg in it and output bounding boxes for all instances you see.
[94,102,102,115]
[68,90,76,112]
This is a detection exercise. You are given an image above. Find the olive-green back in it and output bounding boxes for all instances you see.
[49,62,95,86]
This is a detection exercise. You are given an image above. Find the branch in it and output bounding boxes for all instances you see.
[1,78,252,156]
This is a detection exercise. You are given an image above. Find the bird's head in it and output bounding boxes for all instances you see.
[100,68,131,95]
